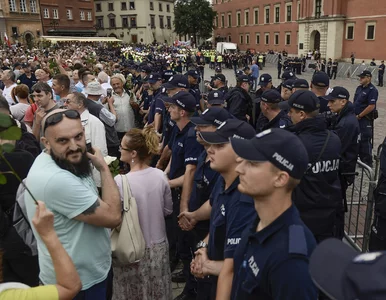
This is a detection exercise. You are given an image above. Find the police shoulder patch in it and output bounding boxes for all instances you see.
[288,225,308,256]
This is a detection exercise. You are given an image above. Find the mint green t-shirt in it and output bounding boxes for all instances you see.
[25,152,111,290]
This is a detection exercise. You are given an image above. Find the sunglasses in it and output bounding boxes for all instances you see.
[42,110,80,134]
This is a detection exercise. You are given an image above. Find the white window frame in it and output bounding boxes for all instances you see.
[9,0,16,12]
[43,8,49,18]
[227,13,232,27]
[285,32,291,45]
[20,0,27,12]
[87,11,92,20]
[265,32,269,45]
[53,8,58,19]
[264,6,270,24]
[286,3,292,22]
[236,11,241,26]
[67,9,72,20]
[274,4,280,23]
[244,9,249,26]
[246,33,250,44]
[274,32,279,45]
[365,22,375,40]
[253,8,259,25]
[80,10,85,20]
[346,22,355,40]
[255,33,260,44]
[30,0,37,13]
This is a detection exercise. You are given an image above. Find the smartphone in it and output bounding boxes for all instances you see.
[106,88,112,98]
[86,142,94,154]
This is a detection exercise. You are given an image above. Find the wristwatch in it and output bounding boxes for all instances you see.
[196,240,208,250]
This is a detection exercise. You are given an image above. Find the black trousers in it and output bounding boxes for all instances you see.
[379,73,384,86]
[3,254,39,286]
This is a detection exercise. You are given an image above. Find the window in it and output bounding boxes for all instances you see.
[80,11,85,20]
[254,9,258,24]
[129,1,134,9]
[43,8,49,18]
[30,0,37,13]
[150,15,155,27]
[346,24,354,40]
[122,17,128,27]
[366,23,375,40]
[315,0,322,18]
[221,14,224,27]
[109,17,116,28]
[236,11,240,26]
[274,33,279,45]
[159,3,162,11]
[11,27,17,36]
[228,35,231,42]
[246,34,250,44]
[66,9,72,20]
[121,2,127,10]
[96,3,101,12]
[53,8,58,19]
[19,0,27,12]
[265,7,270,24]
[286,4,292,22]
[255,33,260,44]
[108,3,113,11]
[87,11,92,20]
[166,4,170,12]
[240,35,243,44]
[286,32,291,45]
[215,16,218,27]
[244,10,249,25]
[9,0,16,12]
[130,16,136,27]
[228,13,231,27]
[159,15,164,28]
[275,6,279,23]
[150,1,153,10]
[265,33,269,45]
[167,16,171,28]
[97,17,104,28]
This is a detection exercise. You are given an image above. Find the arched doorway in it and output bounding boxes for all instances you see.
[310,30,320,51]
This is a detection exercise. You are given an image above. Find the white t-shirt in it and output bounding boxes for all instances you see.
[10,103,30,121]
[3,83,17,105]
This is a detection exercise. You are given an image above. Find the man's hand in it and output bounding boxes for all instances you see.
[191,248,209,278]
[178,211,197,231]
[107,96,114,106]
[86,147,108,172]
[35,108,46,125]
[32,201,55,240]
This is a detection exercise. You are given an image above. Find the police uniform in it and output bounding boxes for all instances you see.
[378,61,385,87]
[162,69,176,82]
[287,91,342,243]
[353,71,378,166]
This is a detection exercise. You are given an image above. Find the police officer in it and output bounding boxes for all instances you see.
[278,79,295,113]
[255,90,292,133]
[276,70,296,93]
[146,73,165,133]
[378,60,385,87]
[277,54,283,79]
[184,119,257,299]
[292,79,309,93]
[325,86,360,239]
[164,91,204,283]
[310,72,330,113]
[187,69,203,112]
[353,70,378,167]
[287,90,342,243]
[206,90,226,108]
[326,58,332,78]
[225,75,253,123]
[229,128,317,300]
[210,74,228,95]
[330,59,338,80]
[162,63,176,82]
[177,107,232,300]
[254,73,275,124]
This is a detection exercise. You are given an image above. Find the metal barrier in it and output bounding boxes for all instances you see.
[344,160,376,252]
[374,143,384,181]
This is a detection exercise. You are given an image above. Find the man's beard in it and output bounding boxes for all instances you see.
[51,148,91,178]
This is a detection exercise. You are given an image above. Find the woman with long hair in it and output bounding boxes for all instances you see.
[113,126,172,300]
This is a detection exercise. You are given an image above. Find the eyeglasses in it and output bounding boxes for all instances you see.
[119,145,131,152]
[42,110,80,134]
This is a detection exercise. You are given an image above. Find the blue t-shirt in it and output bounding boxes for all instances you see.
[251,64,259,79]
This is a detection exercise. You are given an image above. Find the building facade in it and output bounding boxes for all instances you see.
[0,0,42,45]
[39,0,96,36]
[94,0,175,44]
[213,0,386,60]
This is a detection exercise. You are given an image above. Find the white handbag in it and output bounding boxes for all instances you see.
[111,175,146,265]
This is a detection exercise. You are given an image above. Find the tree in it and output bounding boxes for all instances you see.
[174,0,217,43]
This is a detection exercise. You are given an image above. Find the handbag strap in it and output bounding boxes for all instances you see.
[120,175,133,211]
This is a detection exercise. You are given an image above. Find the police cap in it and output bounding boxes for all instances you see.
[323,86,350,101]
[288,90,320,112]
[190,107,230,127]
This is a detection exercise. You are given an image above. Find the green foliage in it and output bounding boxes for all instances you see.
[109,159,120,178]
[174,0,217,41]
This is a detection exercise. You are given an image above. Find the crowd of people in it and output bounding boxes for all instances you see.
[0,41,384,300]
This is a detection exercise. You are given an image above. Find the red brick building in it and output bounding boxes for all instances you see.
[40,0,96,36]
[213,0,386,61]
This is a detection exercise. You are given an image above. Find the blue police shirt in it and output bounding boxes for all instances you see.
[189,84,201,110]
[168,122,203,180]
[162,111,175,147]
[353,83,378,115]
[142,90,151,111]
[231,205,317,300]
[147,89,164,125]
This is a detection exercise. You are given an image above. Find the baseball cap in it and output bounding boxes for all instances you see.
[140,65,152,73]
[293,79,309,89]
[237,75,250,83]
[207,90,225,105]
[190,107,231,127]
[187,69,200,79]
[199,119,256,144]
[312,72,330,87]
[282,79,295,90]
[288,90,320,112]
[148,73,162,83]
[230,128,309,179]
[21,63,30,69]
[163,91,196,112]
[260,90,282,103]
[159,86,169,101]
[235,70,244,76]
[323,86,350,101]
[310,238,386,300]
[215,66,222,72]
[163,74,189,89]
[281,71,296,80]
[213,74,226,82]
[259,74,272,86]
[358,70,372,77]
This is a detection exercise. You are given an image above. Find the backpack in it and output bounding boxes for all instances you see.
[12,179,38,256]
